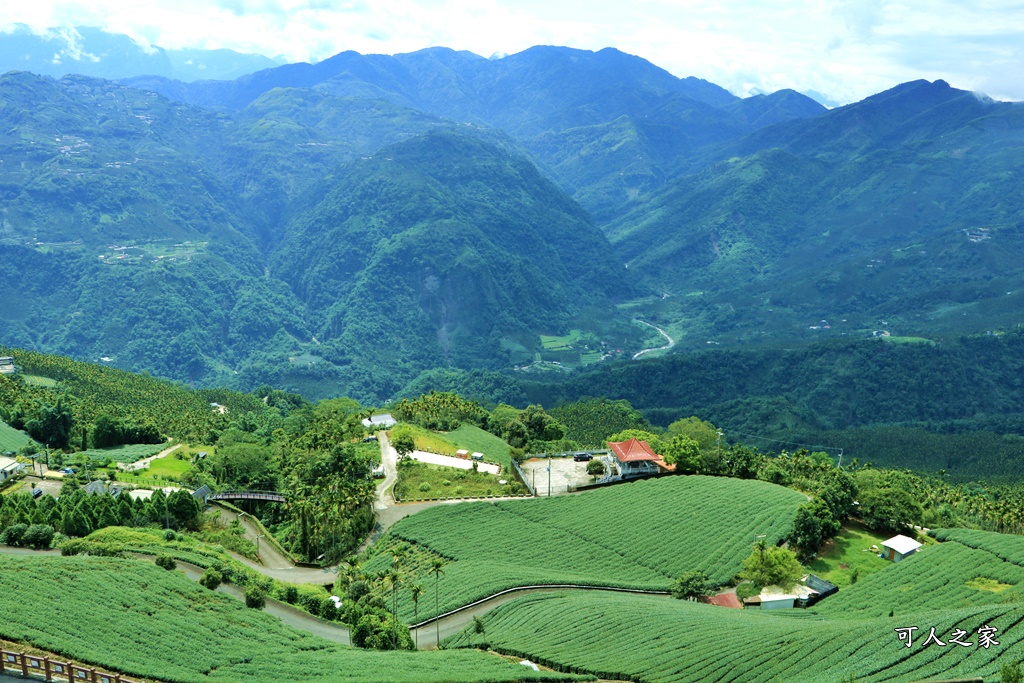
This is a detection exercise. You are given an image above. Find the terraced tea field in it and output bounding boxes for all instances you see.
[366,475,805,620]
[445,527,1024,682]
[0,419,33,452]
[446,591,1024,682]
[0,554,579,683]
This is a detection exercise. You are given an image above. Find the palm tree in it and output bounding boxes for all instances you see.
[429,558,445,648]
[410,583,423,649]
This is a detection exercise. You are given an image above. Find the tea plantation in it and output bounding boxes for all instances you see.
[0,554,581,683]
[445,528,1024,681]
[365,475,806,620]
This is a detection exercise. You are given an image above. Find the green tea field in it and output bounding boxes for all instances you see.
[365,475,806,620]
[0,554,580,683]
[0,419,33,452]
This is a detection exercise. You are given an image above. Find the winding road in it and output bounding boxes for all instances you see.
[631,319,675,359]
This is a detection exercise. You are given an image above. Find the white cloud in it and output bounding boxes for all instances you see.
[2,0,1022,103]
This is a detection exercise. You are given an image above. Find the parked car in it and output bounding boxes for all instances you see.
[60,467,75,474]
[31,487,44,498]
[572,453,593,462]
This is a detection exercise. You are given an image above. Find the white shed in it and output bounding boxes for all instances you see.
[882,534,922,562]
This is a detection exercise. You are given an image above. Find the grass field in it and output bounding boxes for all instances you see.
[446,589,1024,683]
[0,554,578,683]
[804,521,891,588]
[392,424,512,471]
[364,475,805,621]
[393,460,518,501]
[0,419,33,452]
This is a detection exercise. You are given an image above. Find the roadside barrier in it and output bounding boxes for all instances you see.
[0,649,140,683]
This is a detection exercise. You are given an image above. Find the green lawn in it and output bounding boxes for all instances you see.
[0,419,34,452]
[391,424,513,471]
[445,424,512,470]
[394,460,523,501]
[805,521,892,587]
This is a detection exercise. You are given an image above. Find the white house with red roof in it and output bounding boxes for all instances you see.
[607,438,674,479]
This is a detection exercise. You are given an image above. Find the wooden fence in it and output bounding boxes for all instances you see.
[0,649,140,683]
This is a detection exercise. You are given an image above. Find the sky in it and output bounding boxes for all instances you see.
[2,0,1023,105]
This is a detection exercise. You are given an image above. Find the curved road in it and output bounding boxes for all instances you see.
[632,319,675,359]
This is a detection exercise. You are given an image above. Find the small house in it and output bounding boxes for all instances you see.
[607,438,663,478]
[881,534,922,562]
[0,357,15,375]
[361,414,397,429]
[456,449,470,459]
[0,455,24,482]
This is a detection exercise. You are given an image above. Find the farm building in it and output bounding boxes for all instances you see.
[0,357,14,375]
[881,534,922,562]
[0,455,24,482]
[361,413,397,429]
[607,438,673,478]
[803,574,839,606]
[745,583,819,610]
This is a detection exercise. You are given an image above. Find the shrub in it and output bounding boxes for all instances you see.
[586,460,606,475]
[418,483,431,493]
[284,585,299,604]
[245,585,266,609]
[155,554,177,571]
[163,529,177,541]
[23,524,55,550]
[0,523,29,547]
[441,480,451,487]
[199,567,223,590]
[321,598,339,621]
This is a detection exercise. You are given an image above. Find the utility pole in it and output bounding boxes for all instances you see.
[838,449,844,469]
[256,534,264,561]
[547,457,551,497]
[717,431,724,460]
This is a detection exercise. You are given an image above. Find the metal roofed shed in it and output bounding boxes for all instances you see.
[881,534,923,562]
[361,413,397,429]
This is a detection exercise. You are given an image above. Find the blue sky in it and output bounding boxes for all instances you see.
[4,0,1023,104]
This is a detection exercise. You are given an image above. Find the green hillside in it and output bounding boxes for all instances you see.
[446,526,1024,682]
[446,590,1022,683]
[364,475,805,620]
[607,80,1024,350]
[0,554,577,683]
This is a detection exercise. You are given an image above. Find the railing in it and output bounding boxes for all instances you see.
[208,490,285,503]
[0,649,140,683]
[510,458,536,497]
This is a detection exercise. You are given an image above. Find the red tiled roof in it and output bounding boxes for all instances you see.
[608,438,662,463]
[702,592,743,609]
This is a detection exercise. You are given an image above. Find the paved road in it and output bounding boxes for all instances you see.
[207,505,340,585]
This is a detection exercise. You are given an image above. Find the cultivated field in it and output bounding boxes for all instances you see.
[77,443,168,464]
[444,527,1024,682]
[366,475,805,620]
[446,590,1024,682]
[0,419,33,452]
[0,554,579,683]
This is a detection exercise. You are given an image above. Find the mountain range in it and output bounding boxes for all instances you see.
[1,41,1022,406]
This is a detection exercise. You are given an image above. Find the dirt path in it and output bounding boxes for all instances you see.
[357,434,531,553]
[632,319,675,359]
[118,442,182,472]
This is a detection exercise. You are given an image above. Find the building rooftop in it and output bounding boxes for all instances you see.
[883,534,923,555]
[608,438,661,463]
